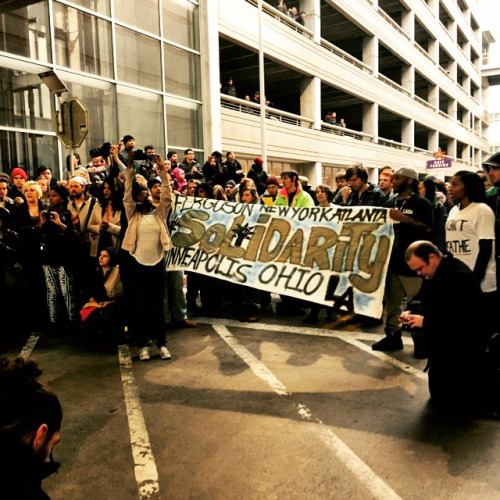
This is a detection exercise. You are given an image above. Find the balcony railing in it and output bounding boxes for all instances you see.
[438,109,452,119]
[320,122,373,142]
[320,38,373,74]
[244,0,314,39]
[376,7,411,40]
[378,137,412,151]
[413,41,436,64]
[414,95,435,111]
[220,94,314,128]
[377,74,411,97]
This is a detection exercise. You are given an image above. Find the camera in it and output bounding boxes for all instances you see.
[90,142,112,158]
[134,149,156,161]
[42,210,55,221]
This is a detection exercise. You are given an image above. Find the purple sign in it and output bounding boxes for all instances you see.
[426,158,453,169]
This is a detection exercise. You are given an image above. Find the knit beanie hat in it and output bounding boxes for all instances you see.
[147,178,161,190]
[254,157,264,166]
[10,168,28,181]
[122,134,135,145]
[225,180,236,187]
[266,176,280,187]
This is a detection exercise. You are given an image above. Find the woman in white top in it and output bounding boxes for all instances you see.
[315,184,334,208]
[119,148,173,362]
[446,171,496,295]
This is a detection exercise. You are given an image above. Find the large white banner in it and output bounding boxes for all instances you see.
[166,197,394,318]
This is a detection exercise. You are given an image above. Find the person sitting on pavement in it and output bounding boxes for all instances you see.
[0,356,63,500]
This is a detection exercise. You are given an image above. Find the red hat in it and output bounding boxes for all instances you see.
[266,176,280,186]
[10,168,28,181]
[254,157,264,166]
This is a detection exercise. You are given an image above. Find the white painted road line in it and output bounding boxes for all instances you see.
[118,345,160,500]
[200,318,425,380]
[213,324,403,500]
[19,332,41,358]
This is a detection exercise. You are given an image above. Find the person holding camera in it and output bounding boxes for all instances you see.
[40,185,78,325]
[120,151,173,361]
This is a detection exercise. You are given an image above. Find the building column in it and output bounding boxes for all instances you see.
[429,84,439,111]
[448,20,457,43]
[402,64,414,96]
[300,75,321,129]
[199,0,222,154]
[427,0,439,17]
[463,109,471,128]
[363,35,378,76]
[300,0,320,44]
[461,144,470,161]
[401,9,415,41]
[363,102,378,143]
[428,130,439,152]
[428,38,439,64]
[447,138,457,158]
[402,118,414,151]
[304,161,322,187]
[448,98,457,121]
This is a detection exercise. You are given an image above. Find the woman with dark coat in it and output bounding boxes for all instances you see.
[247,157,268,196]
[39,185,78,324]
[202,156,225,187]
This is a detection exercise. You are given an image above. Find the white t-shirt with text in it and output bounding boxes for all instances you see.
[446,202,496,292]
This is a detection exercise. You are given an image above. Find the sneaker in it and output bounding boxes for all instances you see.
[139,347,150,361]
[159,346,172,360]
[173,319,198,329]
[372,334,403,351]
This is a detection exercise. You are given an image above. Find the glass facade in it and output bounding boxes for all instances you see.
[0,0,202,177]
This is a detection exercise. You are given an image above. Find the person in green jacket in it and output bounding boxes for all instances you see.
[273,170,315,207]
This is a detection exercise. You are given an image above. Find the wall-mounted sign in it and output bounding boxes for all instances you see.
[426,148,452,169]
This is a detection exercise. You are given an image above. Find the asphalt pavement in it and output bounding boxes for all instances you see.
[2,300,499,500]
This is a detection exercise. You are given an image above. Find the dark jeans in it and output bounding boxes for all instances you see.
[122,253,166,348]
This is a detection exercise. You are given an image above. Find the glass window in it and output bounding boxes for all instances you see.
[166,96,201,149]
[114,0,159,35]
[0,130,58,179]
[0,1,51,62]
[57,71,118,163]
[164,44,200,100]
[117,85,165,155]
[115,26,162,91]
[162,0,199,50]
[67,0,110,16]
[0,66,54,131]
[53,4,113,78]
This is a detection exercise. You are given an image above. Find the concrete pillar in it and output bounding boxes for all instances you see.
[447,138,457,158]
[463,74,471,95]
[402,118,414,151]
[199,0,222,154]
[427,0,439,17]
[461,144,470,161]
[428,38,439,64]
[401,9,415,40]
[363,35,378,76]
[474,148,481,166]
[402,64,415,96]
[428,130,439,152]
[447,98,457,120]
[300,0,320,44]
[448,59,457,80]
[429,84,439,111]
[449,20,457,43]
[363,102,378,143]
[368,168,378,184]
[304,161,322,187]
[300,75,321,129]
[463,109,471,128]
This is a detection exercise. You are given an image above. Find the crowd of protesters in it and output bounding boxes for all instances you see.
[1,139,499,410]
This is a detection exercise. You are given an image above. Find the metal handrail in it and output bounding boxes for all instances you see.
[320,38,373,73]
[414,95,435,110]
[244,0,314,39]
[378,74,411,96]
[220,94,314,128]
[378,137,412,151]
[320,122,373,142]
[377,6,410,40]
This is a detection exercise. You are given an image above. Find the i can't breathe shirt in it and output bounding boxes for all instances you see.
[446,202,497,292]
[132,213,163,266]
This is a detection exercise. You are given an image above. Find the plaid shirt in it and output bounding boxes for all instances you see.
[346,183,386,207]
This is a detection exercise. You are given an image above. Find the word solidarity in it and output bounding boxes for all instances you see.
[167,198,395,318]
